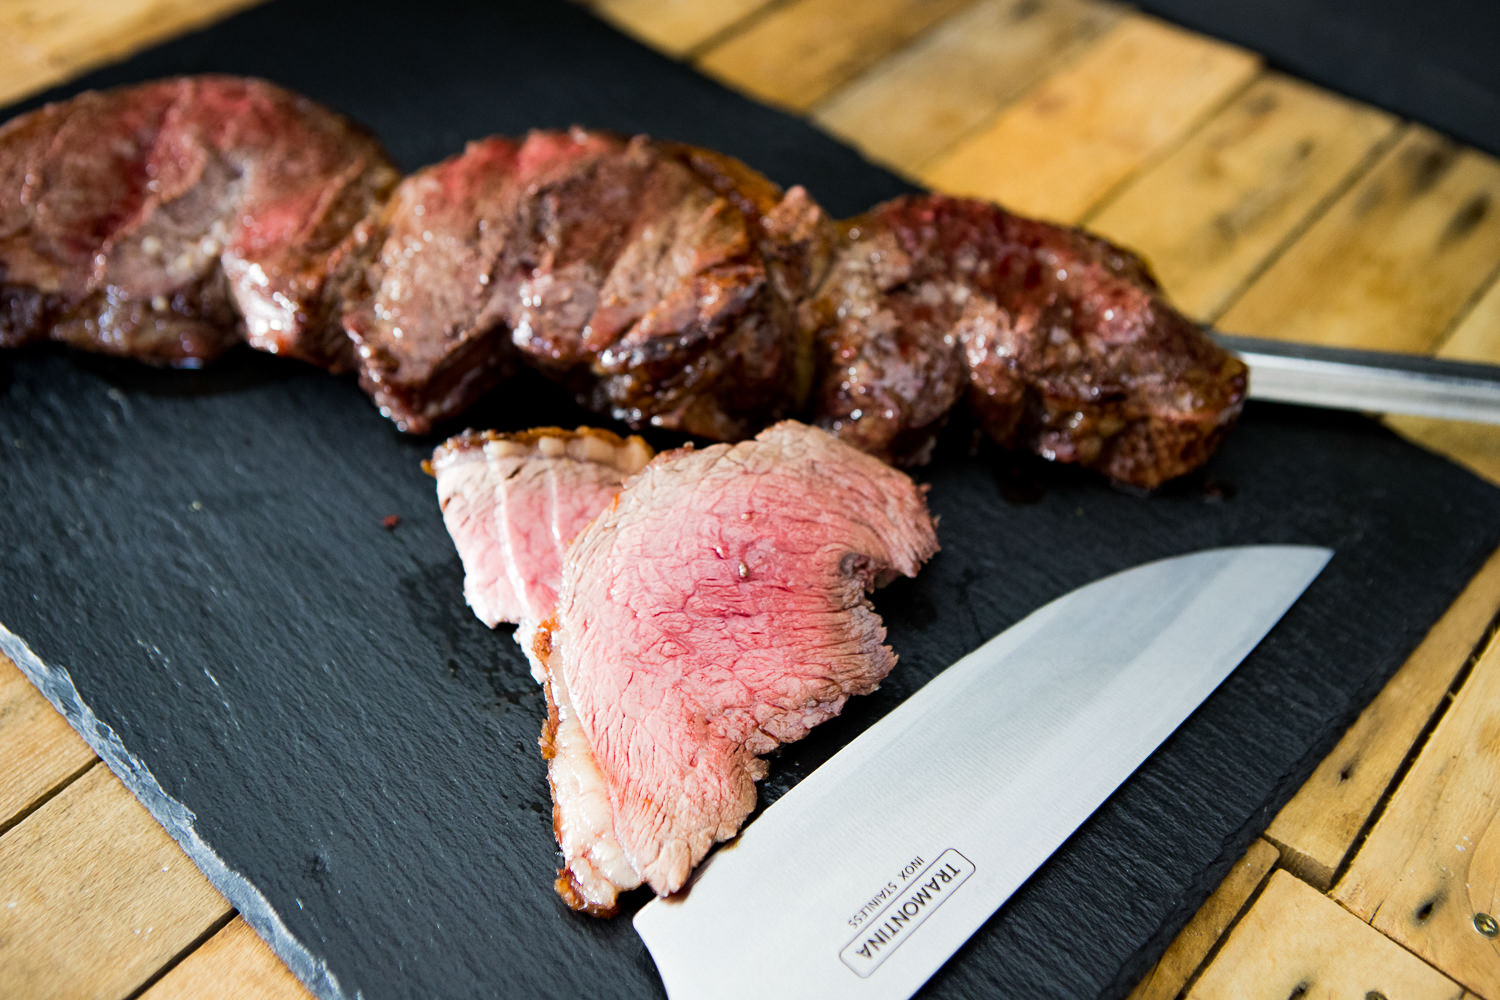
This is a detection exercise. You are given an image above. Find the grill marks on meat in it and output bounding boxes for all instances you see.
[808,195,1248,486]
[429,426,654,628]
[0,76,397,368]
[532,421,938,914]
[344,129,829,435]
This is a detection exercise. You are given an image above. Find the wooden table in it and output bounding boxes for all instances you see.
[2,1,1499,997]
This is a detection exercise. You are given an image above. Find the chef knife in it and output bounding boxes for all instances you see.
[1214,332,1500,424]
[635,544,1331,999]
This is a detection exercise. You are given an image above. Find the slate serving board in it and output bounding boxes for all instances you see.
[3,2,1500,998]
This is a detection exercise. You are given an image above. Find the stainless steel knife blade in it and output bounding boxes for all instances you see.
[634,544,1331,1000]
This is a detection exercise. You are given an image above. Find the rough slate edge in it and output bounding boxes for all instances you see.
[3,4,1500,1000]
[0,630,347,999]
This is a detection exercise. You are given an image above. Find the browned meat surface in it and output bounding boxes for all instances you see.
[0,76,398,369]
[808,195,1247,486]
[0,77,1246,486]
[532,421,938,915]
[343,128,830,435]
[428,426,654,628]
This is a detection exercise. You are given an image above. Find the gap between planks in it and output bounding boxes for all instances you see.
[0,765,231,1000]
[1334,627,1500,998]
[0,652,100,836]
[1267,545,1500,890]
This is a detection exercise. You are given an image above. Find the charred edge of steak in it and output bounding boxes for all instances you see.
[351,328,516,435]
[537,630,560,763]
[8,275,244,367]
[1,284,65,351]
[429,425,655,474]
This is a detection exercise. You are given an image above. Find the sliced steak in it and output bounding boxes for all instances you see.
[533,421,938,914]
[345,128,830,435]
[0,76,398,368]
[428,426,654,629]
[808,195,1247,486]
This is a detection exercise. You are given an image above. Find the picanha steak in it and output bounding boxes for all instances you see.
[0,76,397,368]
[343,129,829,435]
[807,195,1247,485]
[531,421,939,914]
[428,426,654,629]
[0,76,1248,487]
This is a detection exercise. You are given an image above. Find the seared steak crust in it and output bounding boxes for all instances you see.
[1,78,1247,486]
[534,421,938,914]
[346,129,829,436]
[808,195,1248,486]
[0,76,398,369]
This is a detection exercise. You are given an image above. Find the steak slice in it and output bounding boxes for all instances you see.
[428,426,654,629]
[0,76,398,368]
[345,128,830,436]
[533,421,939,914]
[808,194,1248,486]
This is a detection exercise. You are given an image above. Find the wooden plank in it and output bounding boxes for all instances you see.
[921,16,1261,223]
[1088,73,1398,320]
[0,28,63,107]
[1188,870,1465,1000]
[0,0,261,106]
[1385,275,1500,486]
[141,917,313,1000]
[0,765,230,1000]
[1266,544,1500,889]
[812,0,1123,174]
[1217,126,1500,352]
[0,653,97,831]
[696,0,977,114]
[1334,631,1500,998]
[591,0,778,57]
[1126,839,1279,1000]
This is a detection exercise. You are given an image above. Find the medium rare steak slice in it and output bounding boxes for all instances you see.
[532,421,939,915]
[428,426,654,628]
[808,195,1247,486]
[0,76,398,368]
[345,128,830,436]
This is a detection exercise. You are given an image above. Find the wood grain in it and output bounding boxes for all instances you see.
[141,917,314,1000]
[0,0,262,106]
[0,654,97,831]
[1088,73,1397,320]
[1266,545,1500,889]
[1126,839,1279,1000]
[591,0,777,57]
[1334,631,1500,998]
[1385,275,1500,486]
[1188,870,1466,1000]
[922,15,1261,222]
[696,0,977,114]
[812,0,1123,173]
[1218,126,1500,352]
[0,765,231,1000]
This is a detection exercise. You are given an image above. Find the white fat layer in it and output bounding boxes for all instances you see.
[540,625,642,909]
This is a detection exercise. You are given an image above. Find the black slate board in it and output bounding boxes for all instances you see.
[3,2,1499,998]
